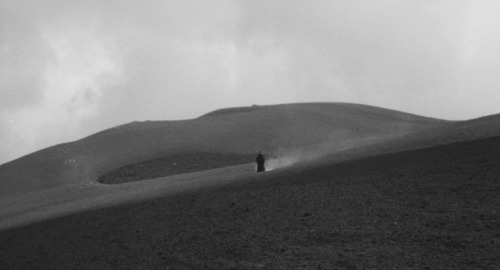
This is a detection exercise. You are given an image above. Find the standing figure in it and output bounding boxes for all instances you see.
[256,151,265,172]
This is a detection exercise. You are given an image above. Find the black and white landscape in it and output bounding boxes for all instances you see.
[1,103,499,269]
[1,1,500,269]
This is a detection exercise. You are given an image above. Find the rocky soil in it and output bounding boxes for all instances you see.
[1,137,499,269]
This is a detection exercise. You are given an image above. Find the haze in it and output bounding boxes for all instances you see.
[2,0,500,165]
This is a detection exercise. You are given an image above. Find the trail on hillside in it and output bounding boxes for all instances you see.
[97,152,255,184]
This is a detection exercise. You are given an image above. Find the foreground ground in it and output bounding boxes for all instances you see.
[1,137,499,269]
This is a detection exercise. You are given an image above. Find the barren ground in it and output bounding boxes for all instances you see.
[1,137,499,269]
[98,153,255,184]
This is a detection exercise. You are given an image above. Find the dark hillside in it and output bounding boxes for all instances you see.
[0,103,448,196]
[1,136,498,269]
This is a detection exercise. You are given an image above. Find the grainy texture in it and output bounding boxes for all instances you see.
[97,152,255,184]
[0,103,448,196]
[1,137,499,269]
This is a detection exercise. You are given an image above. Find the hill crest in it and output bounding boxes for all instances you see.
[0,102,454,196]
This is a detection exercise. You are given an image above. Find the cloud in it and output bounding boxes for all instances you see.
[0,14,123,163]
[1,0,500,164]
[0,3,49,108]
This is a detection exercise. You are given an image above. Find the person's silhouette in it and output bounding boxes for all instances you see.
[256,151,265,172]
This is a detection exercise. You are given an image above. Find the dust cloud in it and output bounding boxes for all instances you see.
[264,133,401,171]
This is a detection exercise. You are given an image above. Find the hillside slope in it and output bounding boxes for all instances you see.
[0,103,448,196]
[1,135,498,269]
[326,113,500,164]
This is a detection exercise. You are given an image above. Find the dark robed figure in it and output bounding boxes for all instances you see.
[256,151,265,172]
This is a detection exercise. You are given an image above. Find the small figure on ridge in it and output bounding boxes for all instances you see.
[256,151,265,172]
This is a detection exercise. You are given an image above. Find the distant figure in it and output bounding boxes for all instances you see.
[256,151,265,172]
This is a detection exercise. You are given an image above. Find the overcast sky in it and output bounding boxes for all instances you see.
[1,0,500,164]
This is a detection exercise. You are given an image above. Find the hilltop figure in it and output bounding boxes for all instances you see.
[256,151,265,172]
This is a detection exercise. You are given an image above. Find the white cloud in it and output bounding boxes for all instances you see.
[0,25,123,163]
[2,0,500,164]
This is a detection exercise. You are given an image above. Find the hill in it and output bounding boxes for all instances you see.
[1,135,498,269]
[321,113,500,165]
[1,102,499,268]
[0,102,449,196]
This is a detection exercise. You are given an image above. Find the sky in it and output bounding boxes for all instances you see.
[1,0,500,164]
